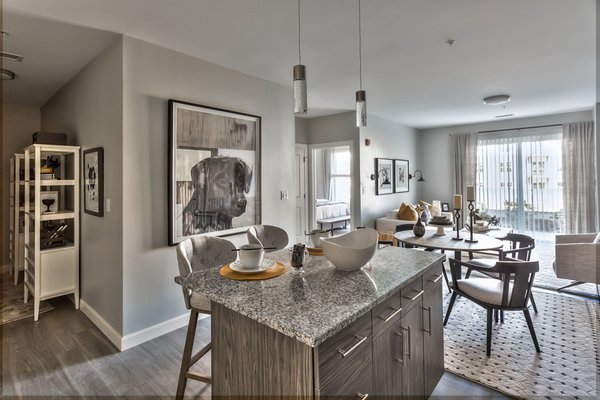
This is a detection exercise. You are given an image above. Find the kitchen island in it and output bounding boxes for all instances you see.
[180,245,445,398]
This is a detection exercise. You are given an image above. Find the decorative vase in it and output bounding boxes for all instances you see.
[413,216,426,237]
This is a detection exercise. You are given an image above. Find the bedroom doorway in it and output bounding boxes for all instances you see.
[309,142,353,232]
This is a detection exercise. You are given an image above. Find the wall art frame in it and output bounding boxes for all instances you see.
[394,159,409,193]
[375,158,394,195]
[83,147,104,217]
[168,99,261,245]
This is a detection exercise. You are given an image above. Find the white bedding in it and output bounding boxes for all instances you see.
[316,202,350,221]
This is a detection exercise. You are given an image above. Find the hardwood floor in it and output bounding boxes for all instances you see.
[2,297,508,398]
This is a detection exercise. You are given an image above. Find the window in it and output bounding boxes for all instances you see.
[330,148,351,204]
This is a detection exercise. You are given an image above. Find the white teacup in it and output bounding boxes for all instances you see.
[239,244,264,269]
[310,229,330,248]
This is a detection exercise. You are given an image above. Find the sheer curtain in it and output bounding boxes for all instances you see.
[562,121,597,233]
[314,148,332,200]
[453,133,478,211]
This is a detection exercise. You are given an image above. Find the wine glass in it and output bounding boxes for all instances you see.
[42,198,55,213]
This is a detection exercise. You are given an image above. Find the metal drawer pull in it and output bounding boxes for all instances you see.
[394,331,404,366]
[379,306,402,323]
[428,274,443,283]
[403,290,424,301]
[401,326,411,359]
[337,335,368,357]
[423,306,432,335]
[357,393,369,400]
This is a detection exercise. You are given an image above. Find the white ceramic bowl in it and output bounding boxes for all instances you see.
[320,228,379,271]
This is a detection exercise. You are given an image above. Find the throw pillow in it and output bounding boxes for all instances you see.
[397,203,418,221]
[593,232,600,243]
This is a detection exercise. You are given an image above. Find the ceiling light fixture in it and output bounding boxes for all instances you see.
[1,68,16,80]
[495,114,514,118]
[1,51,24,62]
[355,0,367,127]
[483,94,511,105]
[292,0,307,114]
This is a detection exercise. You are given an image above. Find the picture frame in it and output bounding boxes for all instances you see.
[394,159,409,193]
[40,191,58,214]
[83,147,104,217]
[168,99,261,245]
[375,158,394,195]
[441,202,450,212]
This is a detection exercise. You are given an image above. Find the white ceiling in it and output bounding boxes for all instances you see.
[3,0,596,128]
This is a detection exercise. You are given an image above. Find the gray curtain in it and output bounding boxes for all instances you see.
[453,132,478,211]
[562,121,597,233]
[315,148,332,200]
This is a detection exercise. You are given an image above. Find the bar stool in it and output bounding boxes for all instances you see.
[247,224,289,252]
[175,236,236,400]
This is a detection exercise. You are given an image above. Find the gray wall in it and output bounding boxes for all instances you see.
[2,103,41,265]
[306,112,361,227]
[295,117,309,144]
[121,37,295,335]
[418,110,594,204]
[41,39,124,333]
[359,114,420,228]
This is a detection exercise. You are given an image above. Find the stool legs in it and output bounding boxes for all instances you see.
[176,309,212,400]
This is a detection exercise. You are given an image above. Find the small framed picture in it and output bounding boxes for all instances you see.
[375,158,394,195]
[441,202,450,212]
[394,159,409,193]
[40,191,58,214]
[83,147,104,217]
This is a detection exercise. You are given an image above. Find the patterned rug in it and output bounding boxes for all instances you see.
[1,271,54,325]
[443,289,599,399]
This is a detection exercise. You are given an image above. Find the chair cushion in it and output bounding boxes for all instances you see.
[397,203,418,221]
[190,292,212,311]
[457,278,513,306]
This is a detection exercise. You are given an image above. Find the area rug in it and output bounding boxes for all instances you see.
[1,271,54,325]
[444,290,599,399]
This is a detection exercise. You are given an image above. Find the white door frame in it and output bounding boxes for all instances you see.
[308,140,355,230]
[295,144,309,243]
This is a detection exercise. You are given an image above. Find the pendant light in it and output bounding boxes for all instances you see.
[293,0,307,114]
[355,0,366,127]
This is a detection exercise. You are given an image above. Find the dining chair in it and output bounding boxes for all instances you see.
[394,224,452,293]
[464,233,538,314]
[247,225,289,252]
[175,236,236,400]
[444,258,541,357]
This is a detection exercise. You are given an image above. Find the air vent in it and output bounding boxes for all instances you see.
[1,51,24,62]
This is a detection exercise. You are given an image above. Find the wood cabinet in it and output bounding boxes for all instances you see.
[422,268,445,396]
[23,144,80,321]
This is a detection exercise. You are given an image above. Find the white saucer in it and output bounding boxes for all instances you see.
[230,259,276,274]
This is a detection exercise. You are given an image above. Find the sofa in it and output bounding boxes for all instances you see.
[553,233,600,290]
[376,208,454,236]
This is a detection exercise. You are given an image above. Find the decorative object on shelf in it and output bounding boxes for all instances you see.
[41,155,60,175]
[371,158,393,195]
[83,147,104,217]
[413,205,426,237]
[292,0,307,114]
[431,200,442,217]
[408,169,425,182]
[393,159,409,193]
[32,131,68,145]
[452,197,463,241]
[40,221,67,249]
[168,100,261,245]
[40,191,58,214]
[441,202,450,212]
[355,0,367,127]
[465,185,478,243]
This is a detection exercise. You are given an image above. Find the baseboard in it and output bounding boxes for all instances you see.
[121,311,199,351]
[80,299,123,350]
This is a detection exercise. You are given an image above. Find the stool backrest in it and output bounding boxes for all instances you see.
[502,233,535,261]
[176,236,236,309]
[247,225,289,252]
[490,260,539,308]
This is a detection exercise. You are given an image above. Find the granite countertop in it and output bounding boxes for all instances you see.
[178,246,444,347]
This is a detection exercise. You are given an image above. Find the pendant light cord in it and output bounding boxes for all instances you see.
[298,0,302,64]
[358,0,363,90]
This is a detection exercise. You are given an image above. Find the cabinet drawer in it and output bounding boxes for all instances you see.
[372,293,402,339]
[318,346,372,399]
[423,264,444,291]
[317,311,372,388]
[400,277,423,314]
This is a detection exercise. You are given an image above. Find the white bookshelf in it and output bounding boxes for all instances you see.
[23,144,80,321]
[9,154,25,285]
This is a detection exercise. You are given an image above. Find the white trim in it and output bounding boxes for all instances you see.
[121,311,201,351]
[80,299,123,350]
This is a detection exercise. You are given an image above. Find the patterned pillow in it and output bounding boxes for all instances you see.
[397,203,418,221]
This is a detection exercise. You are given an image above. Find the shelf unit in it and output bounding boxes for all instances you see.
[9,154,25,285]
[23,144,80,321]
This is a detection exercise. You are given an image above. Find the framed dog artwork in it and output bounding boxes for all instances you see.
[168,100,261,245]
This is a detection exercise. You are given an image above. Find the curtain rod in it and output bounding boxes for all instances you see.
[477,123,562,134]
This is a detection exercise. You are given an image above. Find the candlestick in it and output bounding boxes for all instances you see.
[466,185,475,202]
[453,194,462,210]
[465,200,478,243]
[452,208,463,241]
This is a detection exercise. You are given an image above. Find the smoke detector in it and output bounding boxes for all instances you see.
[483,94,511,105]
